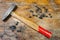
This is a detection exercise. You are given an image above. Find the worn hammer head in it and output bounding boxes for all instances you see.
[2,3,17,21]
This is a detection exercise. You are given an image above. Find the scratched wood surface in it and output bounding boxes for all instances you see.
[0,0,60,40]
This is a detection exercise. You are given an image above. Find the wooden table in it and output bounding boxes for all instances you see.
[0,0,60,40]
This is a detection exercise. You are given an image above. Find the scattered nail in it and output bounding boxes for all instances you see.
[49,14,51,15]
[29,16,32,18]
[45,16,48,17]
[10,25,16,31]
[43,7,48,13]
[41,14,45,17]
[32,14,35,16]
[30,10,34,13]
[17,30,21,32]
[17,26,26,32]
[50,16,52,18]
[39,16,43,19]
[16,22,19,25]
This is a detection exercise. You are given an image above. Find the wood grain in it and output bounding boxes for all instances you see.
[0,0,60,40]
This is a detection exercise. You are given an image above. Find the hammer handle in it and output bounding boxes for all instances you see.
[11,12,52,38]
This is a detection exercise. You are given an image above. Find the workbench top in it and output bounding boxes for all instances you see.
[0,0,60,40]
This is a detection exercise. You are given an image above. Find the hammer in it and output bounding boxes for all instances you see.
[2,4,52,38]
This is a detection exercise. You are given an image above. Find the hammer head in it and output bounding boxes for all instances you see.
[2,3,17,21]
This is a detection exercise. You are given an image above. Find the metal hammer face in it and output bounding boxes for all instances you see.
[2,4,17,21]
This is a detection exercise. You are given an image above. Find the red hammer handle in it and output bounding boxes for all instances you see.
[38,26,52,38]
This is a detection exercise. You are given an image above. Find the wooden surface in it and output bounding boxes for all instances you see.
[0,0,60,40]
